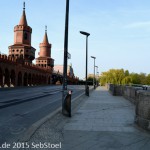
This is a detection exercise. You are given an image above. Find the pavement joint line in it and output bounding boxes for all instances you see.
[19,88,95,143]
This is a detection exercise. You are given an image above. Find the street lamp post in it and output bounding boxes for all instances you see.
[91,56,96,89]
[97,71,99,86]
[95,66,98,86]
[62,0,70,116]
[80,31,90,96]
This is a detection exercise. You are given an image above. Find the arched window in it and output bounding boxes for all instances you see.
[24,32,28,40]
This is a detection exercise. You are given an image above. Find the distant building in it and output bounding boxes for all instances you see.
[53,64,79,85]
[88,74,94,78]
[88,73,100,78]
[54,64,74,78]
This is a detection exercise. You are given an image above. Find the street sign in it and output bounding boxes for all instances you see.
[67,52,71,59]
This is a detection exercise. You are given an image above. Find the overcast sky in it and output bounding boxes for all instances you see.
[0,0,150,79]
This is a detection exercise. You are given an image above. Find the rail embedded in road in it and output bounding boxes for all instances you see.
[0,89,62,109]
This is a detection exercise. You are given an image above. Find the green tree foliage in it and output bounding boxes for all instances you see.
[87,77,93,82]
[100,69,150,85]
[146,74,150,85]
[121,76,132,85]
[100,69,128,85]
[129,73,141,84]
[130,73,147,85]
[87,76,98,85]
[100,69,150,86]
[125,70,129,76]
[139,73,147,85]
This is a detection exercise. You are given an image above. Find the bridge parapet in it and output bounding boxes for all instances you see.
[135,90,150,131]
[108,84,150,131]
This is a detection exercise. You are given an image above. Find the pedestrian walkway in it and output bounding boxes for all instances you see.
[24,86,150,150]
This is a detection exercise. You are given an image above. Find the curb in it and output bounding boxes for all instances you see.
[20,107,62,142]
[19,91,86,142]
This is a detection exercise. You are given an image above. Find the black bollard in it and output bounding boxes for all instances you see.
[86,85,89,96]
[64,90,72,117]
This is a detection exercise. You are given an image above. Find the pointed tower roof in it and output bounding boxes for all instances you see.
[43,26,49,44]
[19,2,28,26]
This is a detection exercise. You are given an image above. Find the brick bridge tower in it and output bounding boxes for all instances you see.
[8,2,36,64]
[36,26,54,69]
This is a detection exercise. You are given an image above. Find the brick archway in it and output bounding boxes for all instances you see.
[48,76,50,84]
[10,70,15,87]
[32,74,35,85]
[28,73,31,86]
[41,75,44,84]
[35,74,38,85]
[39,75,42,85]
[18,72,22,86]
[0,67,3,87]
[4,68,10,87]
[24,72,28,86]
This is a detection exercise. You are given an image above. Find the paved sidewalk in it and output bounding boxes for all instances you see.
[23,86,150,150]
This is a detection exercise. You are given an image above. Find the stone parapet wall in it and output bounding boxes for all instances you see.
[108,84,150,131]
[135,91,150,131]
[123,86,143,104]
[109,84,123,96]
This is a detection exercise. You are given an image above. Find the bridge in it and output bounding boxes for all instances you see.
[0,54,79,88]
[1,85,150,149]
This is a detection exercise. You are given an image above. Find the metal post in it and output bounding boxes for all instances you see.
[80,31,90,96]
[91,56,96,89]
[62,0,69,115]
[94,58,95,88]
[85,36,88,95]
[95,66,98,87]
[93,60,94,86]
[97,71,99,86]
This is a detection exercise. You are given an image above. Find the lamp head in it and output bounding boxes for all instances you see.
[91,56,96,59]
[80,31,90,36]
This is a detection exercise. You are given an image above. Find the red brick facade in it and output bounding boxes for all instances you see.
[9,4,35,64]
[0,55,52,87]
[36,26,54,69]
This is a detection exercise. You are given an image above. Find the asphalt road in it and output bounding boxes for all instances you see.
[0,85,85,145]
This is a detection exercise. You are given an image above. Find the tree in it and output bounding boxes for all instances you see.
[125,70,129,76]
[87,76,93,82]
[100,69,150,86]
[146,74,150,85]
[130,73,141,84]
[139,73,147,85]
[100,69,126,85]
[121,76,132,85]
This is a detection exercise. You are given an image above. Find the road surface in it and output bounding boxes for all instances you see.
[0,85,85,145]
